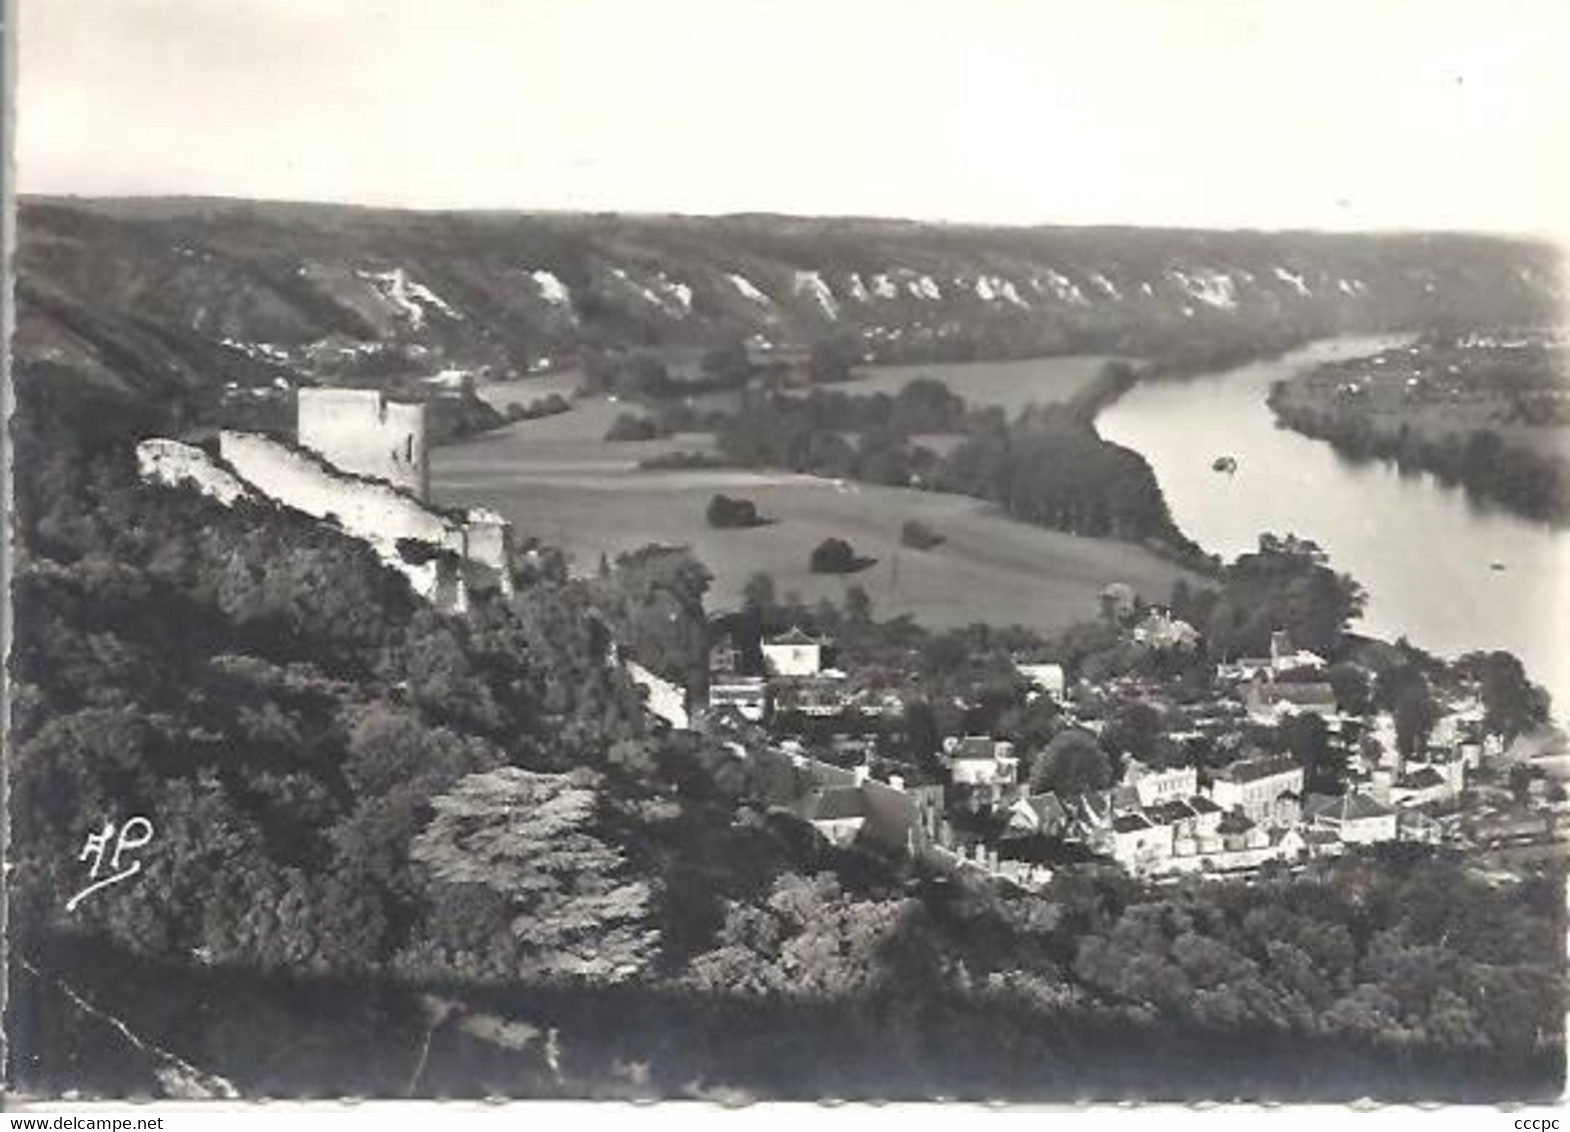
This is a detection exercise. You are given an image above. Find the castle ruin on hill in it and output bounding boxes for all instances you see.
[138,387,513,613]
[296,387,430,499]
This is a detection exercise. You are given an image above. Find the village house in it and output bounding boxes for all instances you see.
[1108,812,1174,874]
[943,737,1019,786]
[1397,809,1445,845]
[1217,630,1326,685]
[1410,745,1468,794]
[1004,791,1071,838]
[773,677,856,718]
[1208,754,1304,825]
[1303,791,1398,844]
[1015,661,1067,702]
[1218,655,1276,684]
[761,627,830,678]
[1131,609,1201,651]
[853,687,908,719]
[1302,827,1345,858]
[1388,766,1457,808]
[943,736,1019,807]
[1152,819,1314,877]
[1144,796,1219,839]
[1215,810,1272,853]
[1058,785,1142,843]
[800,787,869,846]
[754,747,946,855]
[1159,796,1226,857]
[1269,629,1327,675]
[1432,702,1489,770]
[1245,675,1339,726]
[1125,758,1199,807]
[706,676,768,722]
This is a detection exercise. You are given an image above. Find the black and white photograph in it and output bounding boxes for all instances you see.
[3,0,1568,1109]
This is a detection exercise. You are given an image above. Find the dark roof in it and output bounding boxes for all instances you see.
[1399,767,1448,790]
[1217,811,1256,835]
[1063,791,1113,822]
[1026,793,1068,823]
[1188,795,1222,814]
[1340,793,1393,820]
[1302,793,1335,818]
[1215,755,1302,784]
[1112,813,1154,834]
[1306,791,1393,822]
[1148,800,1197,825]
[801,787,867,822]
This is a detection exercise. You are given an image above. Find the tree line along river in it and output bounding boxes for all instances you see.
[1097,335,1570,721]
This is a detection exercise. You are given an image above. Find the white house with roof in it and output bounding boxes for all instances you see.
[1246,676,1339,726]
[1270,629,1326,674]
[1388,766,1456,808]
[1209,755,1304,825]
[1165,798,1227,859]
[1215,810,1272,852]
[1125,759,1199,807]
[1005,792,1071,838]
[761,627,828,677]
[1132,609,1201,651]
[1109,812,1174,874]
[1015,662,1067,702]
[800,787,869,846]
[943,736,1020,790]
[1303,791,1397,844]
[1218,656,1276,684]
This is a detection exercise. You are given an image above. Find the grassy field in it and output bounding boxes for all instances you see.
[480,353,1118,420]
[827,354,1119,415]
[432,396,1198,633]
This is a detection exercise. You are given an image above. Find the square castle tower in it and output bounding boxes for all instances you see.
[296,387,430,500]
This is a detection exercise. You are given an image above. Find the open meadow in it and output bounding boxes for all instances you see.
[480,353,1120,420]
[826,354,1118,415]
[431,396,1199,631]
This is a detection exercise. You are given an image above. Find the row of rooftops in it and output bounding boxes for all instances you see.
[1110,789,1399,838]
[1111,795,1230,836]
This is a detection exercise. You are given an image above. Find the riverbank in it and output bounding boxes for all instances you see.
[1098,335,1570,717]
[1264,335,1570,527]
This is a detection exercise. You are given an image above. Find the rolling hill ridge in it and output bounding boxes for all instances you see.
[14,197,1562,406]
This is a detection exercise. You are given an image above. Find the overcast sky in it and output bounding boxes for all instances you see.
[16,0,1570,239]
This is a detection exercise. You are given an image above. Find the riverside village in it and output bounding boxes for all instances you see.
[137,381,1567,894]
[15,0,1570,1105]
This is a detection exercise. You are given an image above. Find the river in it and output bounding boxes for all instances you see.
[1098,336,1570,718]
